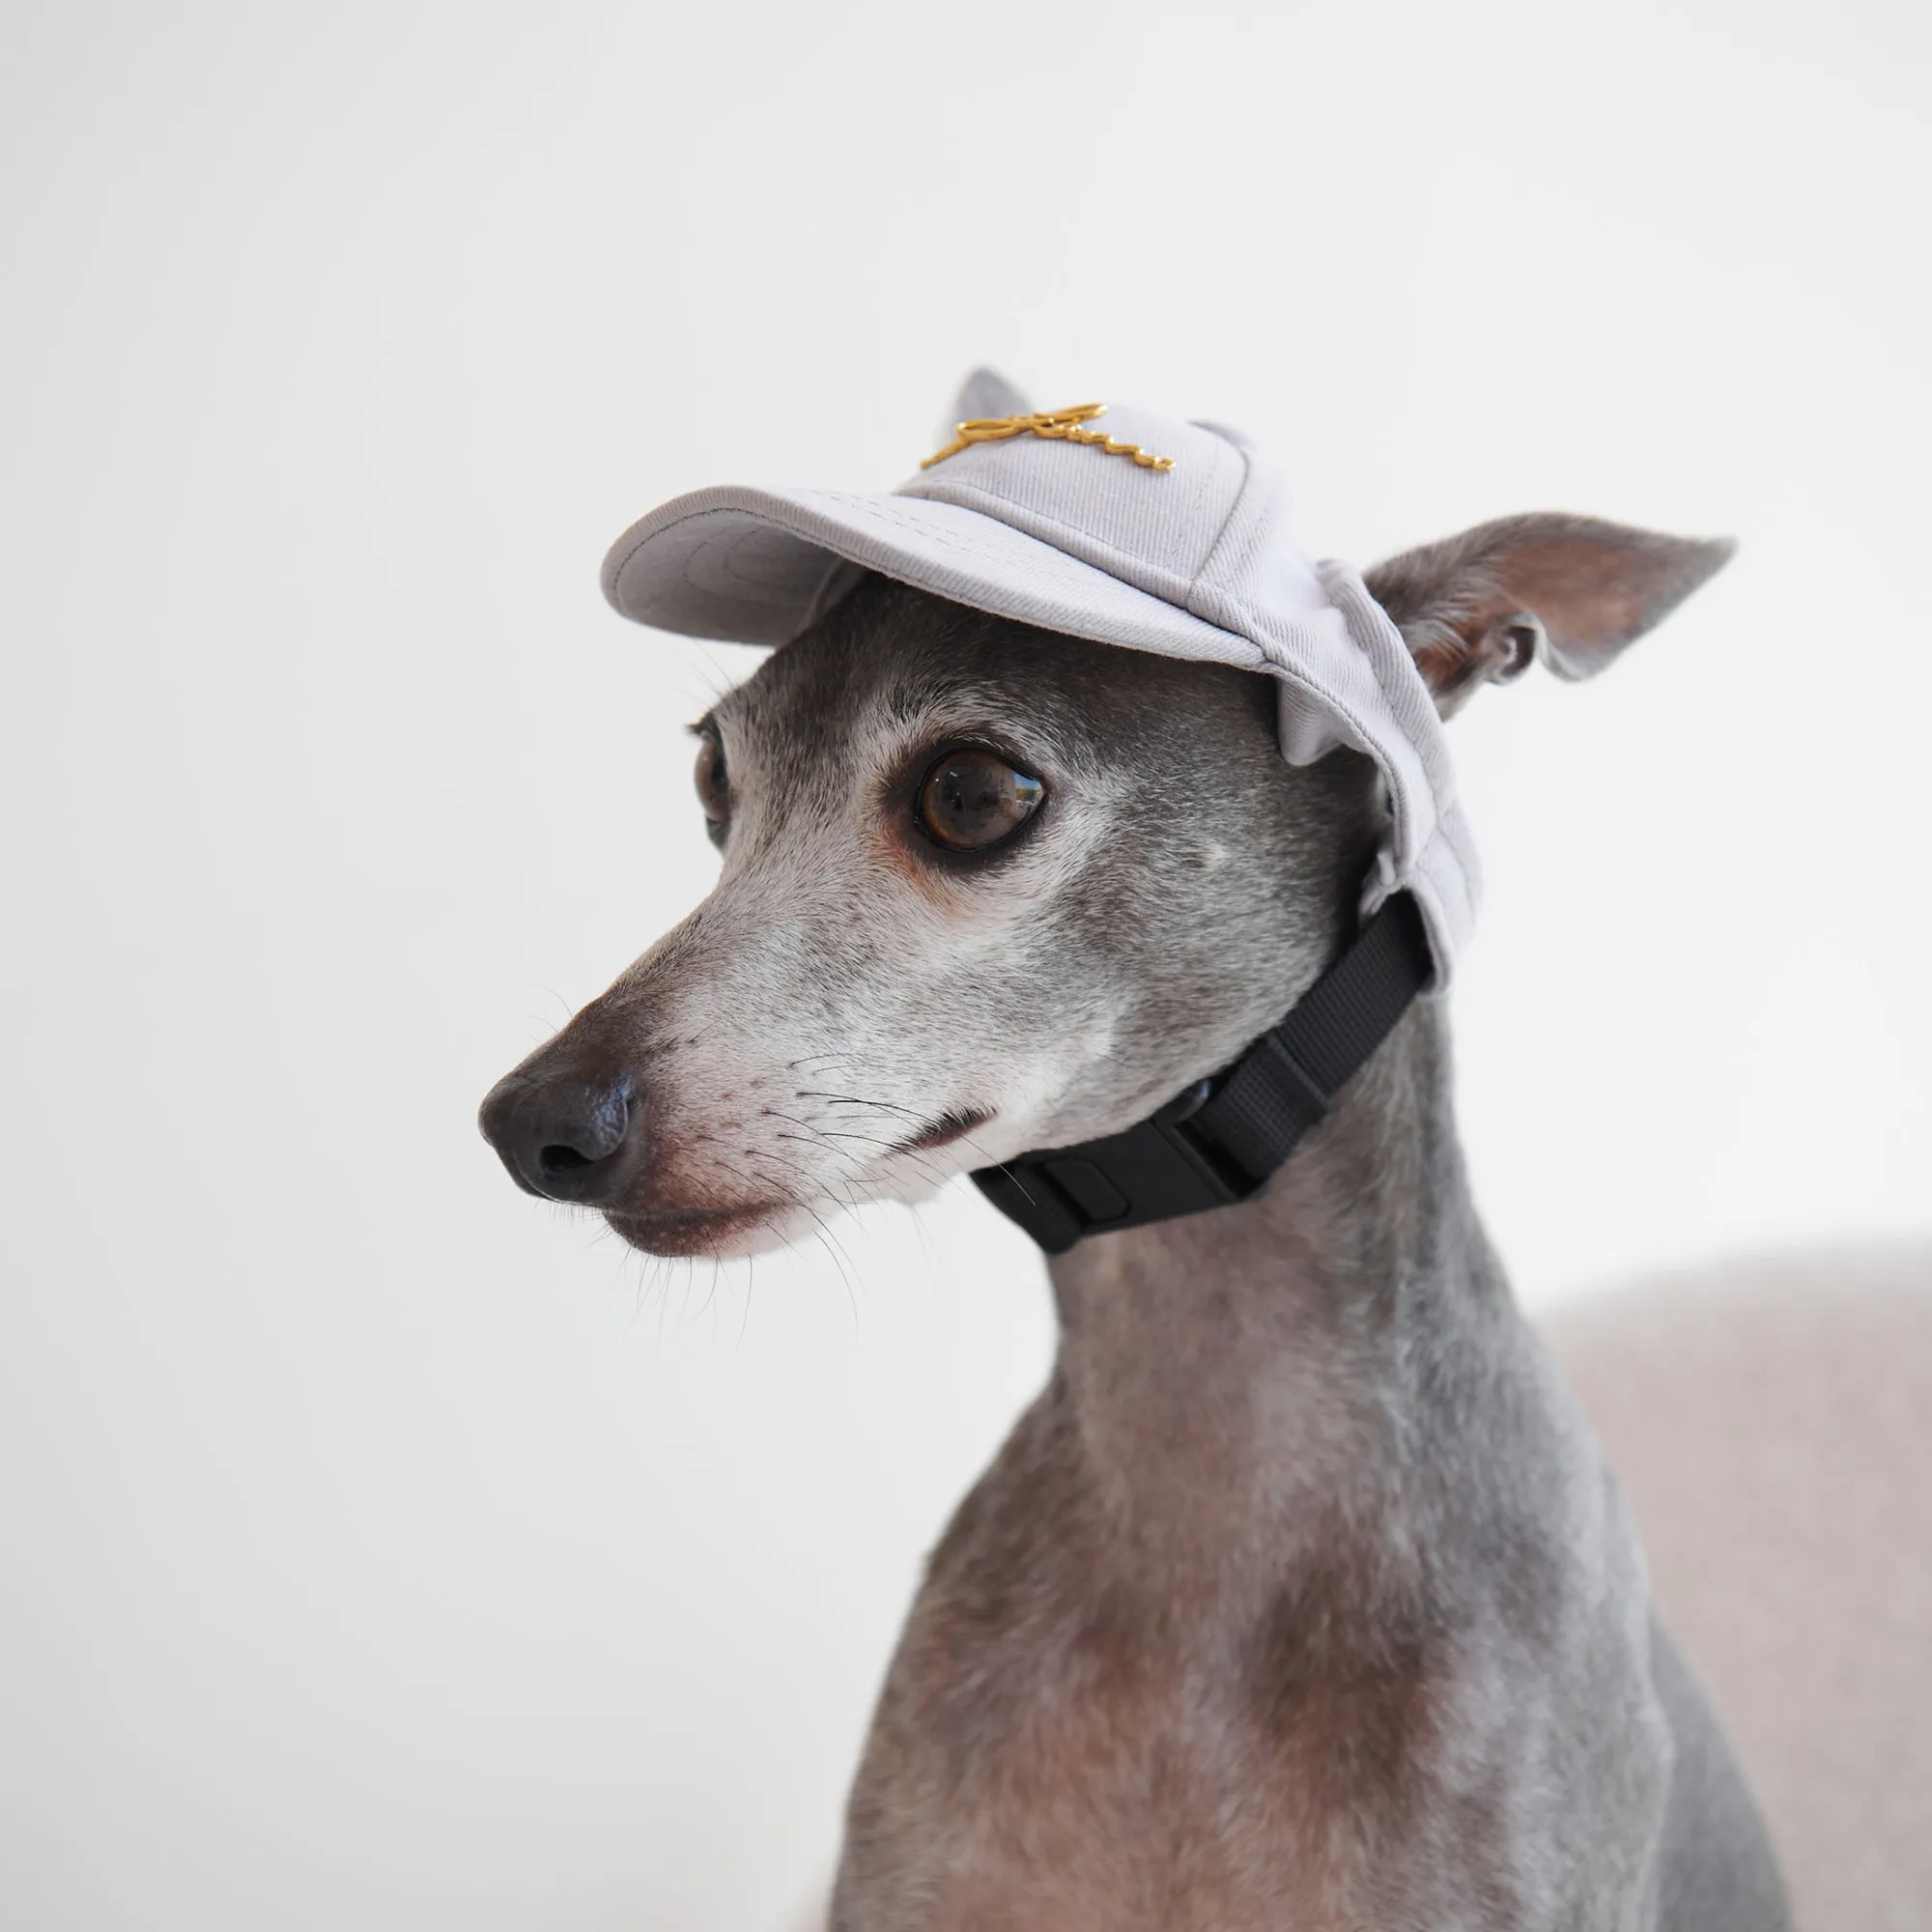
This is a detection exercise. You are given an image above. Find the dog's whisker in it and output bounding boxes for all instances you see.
[789,1088,1006,1167]
[796,1208,861,1339]
[736,1250,755,1354]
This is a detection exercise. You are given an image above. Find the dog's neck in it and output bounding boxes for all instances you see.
[1044,998,1510,1605]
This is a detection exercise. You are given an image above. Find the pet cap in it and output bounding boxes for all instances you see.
[600,372,1478,983]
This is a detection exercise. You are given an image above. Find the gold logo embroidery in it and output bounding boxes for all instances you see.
[921,402,1176,472]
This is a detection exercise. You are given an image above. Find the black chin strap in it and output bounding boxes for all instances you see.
[971,892,1433,1254]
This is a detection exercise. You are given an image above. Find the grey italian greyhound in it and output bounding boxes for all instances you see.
[480,395,1788,1927]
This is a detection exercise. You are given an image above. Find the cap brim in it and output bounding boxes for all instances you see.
[600,484,1264,668]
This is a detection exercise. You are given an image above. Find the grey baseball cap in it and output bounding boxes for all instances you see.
[600,373,1478,983]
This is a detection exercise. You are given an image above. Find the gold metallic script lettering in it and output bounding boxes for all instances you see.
[921,403,1176,472]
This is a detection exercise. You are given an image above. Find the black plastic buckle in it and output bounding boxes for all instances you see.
[971,1079,1263,1257]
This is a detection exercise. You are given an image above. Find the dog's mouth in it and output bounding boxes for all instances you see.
[891,1106,993,1155]
[600,1109,994,1258]
[604,1200,795,1259]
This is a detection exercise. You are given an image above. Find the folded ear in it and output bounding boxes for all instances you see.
[941,366,1032,437]
[1365,513,1736,719]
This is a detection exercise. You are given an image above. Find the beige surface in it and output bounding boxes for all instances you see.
[1545,1248,1932,1932]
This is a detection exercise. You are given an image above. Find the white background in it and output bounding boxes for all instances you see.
[5,3,1928,1925]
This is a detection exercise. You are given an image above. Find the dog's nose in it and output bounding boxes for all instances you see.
[478,1068,638,1205]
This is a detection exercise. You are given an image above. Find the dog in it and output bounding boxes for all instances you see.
[480,376,1789,1928]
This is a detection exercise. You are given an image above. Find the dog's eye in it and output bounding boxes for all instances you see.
[917,749,1045,853]
[694,733,730,836]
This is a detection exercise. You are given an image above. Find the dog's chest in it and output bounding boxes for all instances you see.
[838,1580,1512,1931]
[900,1706,1411,1932]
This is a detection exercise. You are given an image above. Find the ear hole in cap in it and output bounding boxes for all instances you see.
[1493,613,1545,683]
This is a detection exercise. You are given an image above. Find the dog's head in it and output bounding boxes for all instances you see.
[480,516,1728,1258]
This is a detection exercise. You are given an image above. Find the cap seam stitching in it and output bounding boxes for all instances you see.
[890,481,1206,611]
[1183,435,1257,624]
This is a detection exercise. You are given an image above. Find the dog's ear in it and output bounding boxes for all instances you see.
[1365,513,1736,719]
[942,366,1032,435]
